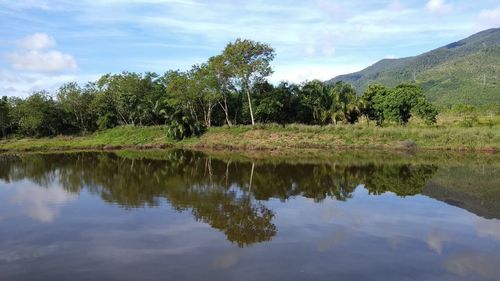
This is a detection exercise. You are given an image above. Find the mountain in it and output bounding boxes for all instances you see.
[327,28,500,106]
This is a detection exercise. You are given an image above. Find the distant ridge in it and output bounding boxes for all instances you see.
[327,28,500,106]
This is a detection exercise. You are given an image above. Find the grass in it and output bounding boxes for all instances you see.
[0,126,174,151]
[1,118,499,153]
[195,123,500,151]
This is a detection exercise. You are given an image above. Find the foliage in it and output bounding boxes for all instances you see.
[17,91,68,137]
[57,82,98,133]
[222,38,275,125]
[451,104,480,127]
[362,84,437,125]
[0,96,11,138]
[0,38,444,140]
[166,115,206,140]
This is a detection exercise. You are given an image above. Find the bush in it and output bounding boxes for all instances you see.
[166,116,206,140]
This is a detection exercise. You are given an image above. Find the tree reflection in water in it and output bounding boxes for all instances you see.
[0,150,439,247]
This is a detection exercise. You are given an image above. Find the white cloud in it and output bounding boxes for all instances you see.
[17,33,55,50]
[270,63,363,84]
[4,33,77,73]
[426,0,453,14]
[477,7,500,29]
[6,50,77,72]
[0,70,98,97]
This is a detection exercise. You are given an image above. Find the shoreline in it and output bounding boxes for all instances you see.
[1,124,499,154]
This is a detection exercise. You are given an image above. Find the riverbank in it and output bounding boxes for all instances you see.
[1,123,499,153]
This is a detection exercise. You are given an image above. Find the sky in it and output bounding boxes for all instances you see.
[1,0,499,97]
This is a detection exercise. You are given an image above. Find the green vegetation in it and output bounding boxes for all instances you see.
[1,119,499,152]
[0,38,441,141]
[0,126,172,151]
[1,33,498,152]
[328,28,500,106]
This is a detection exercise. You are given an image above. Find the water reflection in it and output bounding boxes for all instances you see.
[11,184,76,223]
[0,151,443,246]
[1,150,500,281]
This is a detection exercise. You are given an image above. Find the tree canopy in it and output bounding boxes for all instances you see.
[0,39,438,139]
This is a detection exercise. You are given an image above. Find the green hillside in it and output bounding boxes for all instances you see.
[420,47,500,105]
[328,28,500,106]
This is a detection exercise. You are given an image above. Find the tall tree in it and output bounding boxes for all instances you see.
[57,82,97,134]
[300,80,332,125]
[331,82,359,124]
[190,63,221,128]
[208,55,234,127]
[0,96,10,138]
[222,39,275,126]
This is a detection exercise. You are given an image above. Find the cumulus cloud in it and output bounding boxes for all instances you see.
[426,0,453,14]
[17,33,55,50]
[4,33,77,73]
[6,50,77,72]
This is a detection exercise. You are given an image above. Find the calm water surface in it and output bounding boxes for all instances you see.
[0,150,499,281]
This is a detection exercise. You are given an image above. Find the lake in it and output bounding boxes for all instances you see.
[0,150,499,281]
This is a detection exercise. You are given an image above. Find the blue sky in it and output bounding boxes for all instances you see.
[1,0,499,97]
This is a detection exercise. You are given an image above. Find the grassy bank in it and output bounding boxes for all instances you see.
[1,122,499,153]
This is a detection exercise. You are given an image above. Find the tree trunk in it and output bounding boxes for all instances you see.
[218,97,232,127]
[245,86,255,126]
[206,102,212,128]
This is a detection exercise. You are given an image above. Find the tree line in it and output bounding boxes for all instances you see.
[0,39,438,139]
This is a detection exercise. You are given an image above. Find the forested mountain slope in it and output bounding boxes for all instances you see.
[328,28,500,106]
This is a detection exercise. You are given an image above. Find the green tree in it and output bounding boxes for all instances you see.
[95,72,161,127]
[361,84,389,125]
[0,96,11,138]
[57,82,97,134]
[300,80,332,125]
[255,82,298,125]
[384,84,437,124]
[164,70,197,121]
[222,39,275,126]
[330,82,359,124]
[208,55,234,127]
[190,63,221,128]
[18,91,66,136]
